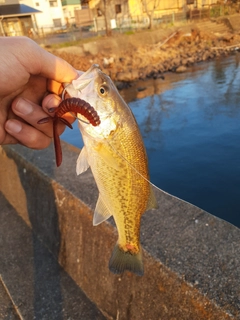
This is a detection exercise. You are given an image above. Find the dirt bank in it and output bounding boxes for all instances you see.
[51,25,240,87]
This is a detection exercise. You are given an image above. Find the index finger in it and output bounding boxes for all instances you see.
[48,80,64,96]
[4,37,78,83]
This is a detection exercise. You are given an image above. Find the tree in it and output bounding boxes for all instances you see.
[84,0,113,36]
[97,0,113,36]
[141,0,161,29]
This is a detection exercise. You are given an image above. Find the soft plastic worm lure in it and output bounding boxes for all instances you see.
[38,97,100,167]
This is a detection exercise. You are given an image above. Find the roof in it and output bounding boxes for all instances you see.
[0,4,41,17]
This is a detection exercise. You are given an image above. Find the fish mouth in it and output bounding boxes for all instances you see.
[64,64,102,99]
[72,64,101,92]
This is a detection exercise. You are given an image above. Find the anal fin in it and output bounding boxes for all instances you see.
[93,196,112,226]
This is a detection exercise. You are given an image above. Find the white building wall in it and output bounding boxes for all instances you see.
[20,0,65,30]
[2,0,19,5]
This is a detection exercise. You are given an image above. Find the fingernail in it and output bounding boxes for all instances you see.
[45,95,61,112]
[48,107,56,113]
[5,120,22,133]
[15,98,33,115]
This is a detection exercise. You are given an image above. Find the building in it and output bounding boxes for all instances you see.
[0,0,67,36]
[22,0,66,32]
[128,0,219,17]
[0,0,221,36]
[0,0,40,36]
[61,0,81,27]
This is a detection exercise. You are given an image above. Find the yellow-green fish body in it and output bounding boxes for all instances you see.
[66,65,157,275]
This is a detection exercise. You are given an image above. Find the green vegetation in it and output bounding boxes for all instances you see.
[124,30,135,35]
[48,35,102,49]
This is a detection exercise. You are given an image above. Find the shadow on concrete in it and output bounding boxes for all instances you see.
[0,146,105,319]
[4,147,63,319]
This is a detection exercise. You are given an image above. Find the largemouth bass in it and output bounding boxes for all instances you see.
[66,64,157,276]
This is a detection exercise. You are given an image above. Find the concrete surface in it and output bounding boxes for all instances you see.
[0,276,20,320]
[0,142,240,319]
[217,13,240,33]
[0,192,106,320]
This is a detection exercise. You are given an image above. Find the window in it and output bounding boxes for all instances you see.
[49,0,58,7]
[115,4,121,14]
[53,18,61,27]
[81,0,89,9]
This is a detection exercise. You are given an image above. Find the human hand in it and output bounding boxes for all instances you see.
[0,36,78,149]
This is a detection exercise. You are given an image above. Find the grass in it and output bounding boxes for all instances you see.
[48,35,103,49]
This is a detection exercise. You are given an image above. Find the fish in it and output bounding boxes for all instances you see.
[65,64,158,276]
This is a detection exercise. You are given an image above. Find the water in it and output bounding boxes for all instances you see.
[61,54,240,228]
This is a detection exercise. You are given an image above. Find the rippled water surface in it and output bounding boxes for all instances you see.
[62,54,240,227]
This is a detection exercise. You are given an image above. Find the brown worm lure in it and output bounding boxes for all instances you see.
[38,97,100,167]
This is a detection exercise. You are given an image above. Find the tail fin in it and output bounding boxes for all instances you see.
[109,244,144,276]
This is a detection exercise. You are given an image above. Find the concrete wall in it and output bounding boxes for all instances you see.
[0,142,239,319]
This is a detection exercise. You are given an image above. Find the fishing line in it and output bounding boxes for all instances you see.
[106,141,163,193]
[67,111,91,125]
[107,141,195,204]
[61,86,68,100]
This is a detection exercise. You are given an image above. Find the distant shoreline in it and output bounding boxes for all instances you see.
[51,21,240,84]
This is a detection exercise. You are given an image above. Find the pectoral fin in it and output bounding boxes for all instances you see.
[96,144,120,171]
[93,196,112,226]
[76,146,90,175]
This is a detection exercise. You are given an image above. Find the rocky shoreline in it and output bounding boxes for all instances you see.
[52,24,240,88]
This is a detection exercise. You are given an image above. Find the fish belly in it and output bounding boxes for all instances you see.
[83,123,150,254]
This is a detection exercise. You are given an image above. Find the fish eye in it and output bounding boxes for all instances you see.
[99,85,108,96]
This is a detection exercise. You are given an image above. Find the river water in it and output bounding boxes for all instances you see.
[61,53,240,228]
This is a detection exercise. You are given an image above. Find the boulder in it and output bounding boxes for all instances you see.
[176,65,187,73]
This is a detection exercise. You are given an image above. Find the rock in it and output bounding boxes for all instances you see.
[116,70,139,82]
[103,57,114,67]
[222,33,234,42]
[215,32,233,42]
[181,58,188,66]
[115,81,131,90]
[131,70,139,80]
[137,87,146,92]
[187,57,195,64]
[202,50,211,61]
[176,66,187,73]
[82,42,99,55]
[172,57,181,66]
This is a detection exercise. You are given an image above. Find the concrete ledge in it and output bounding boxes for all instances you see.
[226,14,240,32]
[0,143,239,319]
